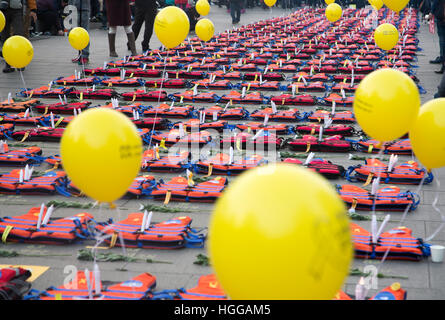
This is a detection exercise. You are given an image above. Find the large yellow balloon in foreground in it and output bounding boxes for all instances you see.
[409,99,445,170]
[154,6,190,49]
[68,27,90,51]
[209,163,352,300]
[196,0,210,15]
[195,18,214,42]
[374,23,399,51]
[325,3,342,22]
[353,69,420,142]
[325,0,335,4]
[60,108,142,204]
[2,36,34,69]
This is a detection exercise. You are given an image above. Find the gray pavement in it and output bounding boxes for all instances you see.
[0,5,444,300]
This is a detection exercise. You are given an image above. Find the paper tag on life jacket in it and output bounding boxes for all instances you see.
[179,123,185,138]
[387,154,398,172]
[318,126,324,142]
[304,152,315,165]
[50,112,55,128]
[79,92,83,101]
[341,88,346,99]
[41,204,54,227]
[324,113,333,128]
[371,176,380,195]
[193,84,198,96]
[7,92,12,104]
[241,86,246,98]
[252,129,264,141]
[291,84,297,96]
[263,114,269,127]
[23,108,30,118]
[263,65,269,74]
[73,108,78,117]
[200,111,205,124]
[271,100,277,113]
[213,111,218,121]
[310,66,314,76]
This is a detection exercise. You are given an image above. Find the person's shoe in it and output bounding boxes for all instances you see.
[430,56,444,64]
[78,57,89,65]
[3,65,15,73]
[17,67,25,71]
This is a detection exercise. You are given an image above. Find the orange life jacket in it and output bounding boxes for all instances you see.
[337,184,419,212]
[350,222,429,261]
[151,176,227,203]
[152,274,227,300]
[196,153,266,176]
[95,212,205,249]
[287,135,351,153]
[346,158,433,185]
[0,206,93,244]
[308,110,355,123]
[28,271,156,300]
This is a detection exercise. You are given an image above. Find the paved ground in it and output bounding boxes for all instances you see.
[0,5,445,300]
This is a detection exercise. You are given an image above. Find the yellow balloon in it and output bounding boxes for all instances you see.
[154,6,190,49]
[370,0,383,9]
[2,35,34,69]
[382,0,408,12]
[0,11,5,33]
[195,18,214,42]
[264,0,277,7]
[325,3,342,22]
[374,23,399,51]
[196,0,210,15]
[409,99,445,170]
[325,0,335,4]
[68,27,90,51]
[60,108,142,204]
[208,163,352,300]
[353,69,420,142]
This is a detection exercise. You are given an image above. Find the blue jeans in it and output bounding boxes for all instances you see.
[69,0,90,58]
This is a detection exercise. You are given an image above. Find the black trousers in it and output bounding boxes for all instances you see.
[37,10,62,33]
[1,8,24,41]
[131,5,156,51]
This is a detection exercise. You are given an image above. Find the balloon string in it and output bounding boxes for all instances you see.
[147,52,170,149]
[19,69,35,117]
[398,169,427,226]
[370,143,386,213]
[425,172,445,241]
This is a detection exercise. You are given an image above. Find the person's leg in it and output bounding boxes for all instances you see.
[79,0,90,60]
[141,7,156,52]
[2,9,14,72]
[230,1,236,23]
[125,25,137,55]
[236,1,241,22]
[131,5,145,42]
[108,26,118,57]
